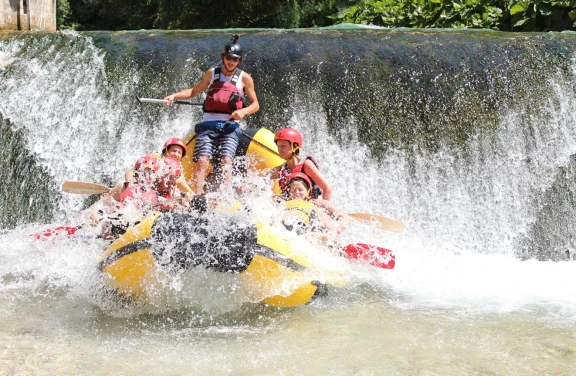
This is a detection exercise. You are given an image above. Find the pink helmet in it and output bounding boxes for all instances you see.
[274,128,303,149]
[162,138,187,158]
[157,156,182,178]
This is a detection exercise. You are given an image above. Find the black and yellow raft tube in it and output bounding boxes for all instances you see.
[98,211,347,307]
[180,128,284,193]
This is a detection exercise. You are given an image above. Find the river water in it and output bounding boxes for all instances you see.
[0,28,575,375]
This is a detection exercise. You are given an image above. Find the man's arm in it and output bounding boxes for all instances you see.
[164,69,213,105]
[230,73,259,121]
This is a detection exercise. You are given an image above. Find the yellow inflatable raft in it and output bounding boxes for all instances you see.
[97,128,347,307]
[98,210,346,307]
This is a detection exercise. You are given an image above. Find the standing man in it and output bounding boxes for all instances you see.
[164,34,260,194]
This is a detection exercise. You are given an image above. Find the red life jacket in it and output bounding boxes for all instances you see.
[203,67,244,114]
[119,183,159,206]
[279,156,322,198]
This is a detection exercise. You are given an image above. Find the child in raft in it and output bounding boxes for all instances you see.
[278,172,349,246]
[91,156,188,239]
[269,128,333,201]
[124,137,194,200]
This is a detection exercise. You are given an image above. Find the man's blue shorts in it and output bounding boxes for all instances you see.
[193,120,242,161]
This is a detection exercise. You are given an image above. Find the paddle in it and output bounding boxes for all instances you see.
[30,225,79,240]
[136,96,203,106]
[341,243,395,269]
[61,181,111,195]
[241,131,281,157]
[348,212,405,233]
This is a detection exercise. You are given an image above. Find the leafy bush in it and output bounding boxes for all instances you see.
[334,0,507,29]
[57,0,73,29]
[509,0,576,31]
[333,0,576,31]
[58,0,576,31]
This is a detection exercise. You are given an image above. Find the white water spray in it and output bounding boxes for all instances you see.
[1,32,576,319]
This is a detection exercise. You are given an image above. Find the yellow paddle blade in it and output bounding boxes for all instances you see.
[348,212,406,232]
[61,181,110,195]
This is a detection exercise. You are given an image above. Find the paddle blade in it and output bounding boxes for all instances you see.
[348,213,405,232]
[342,243,395,269]
[30,226,78,240]
[61,181,110,195]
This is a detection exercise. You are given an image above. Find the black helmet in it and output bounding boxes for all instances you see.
[223,34,243,59]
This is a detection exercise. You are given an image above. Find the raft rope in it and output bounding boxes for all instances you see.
[98,239,306,273]
[98,239,152,271]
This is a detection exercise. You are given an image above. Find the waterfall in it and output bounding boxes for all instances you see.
[2,29,576,260]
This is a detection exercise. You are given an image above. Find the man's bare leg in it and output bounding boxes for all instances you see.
[219,156,233,192]
[194,156,210,194]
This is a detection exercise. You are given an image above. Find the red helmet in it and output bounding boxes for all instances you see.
[162,138,187,158]
[134,156,158,172]
[287,172,312,193]
[157,156,182,177]
[274,128,303,149]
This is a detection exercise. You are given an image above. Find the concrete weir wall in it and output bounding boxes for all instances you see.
[1,0,56,31]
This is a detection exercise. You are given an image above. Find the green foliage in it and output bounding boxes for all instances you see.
[508,0,576,31]
[273,0,301,28]
[299,0,343,27]
[334,0,508,29]
[60,0,345,30]
[59,0,576,31]
[333,0,576,31]
[56,0,74,29]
